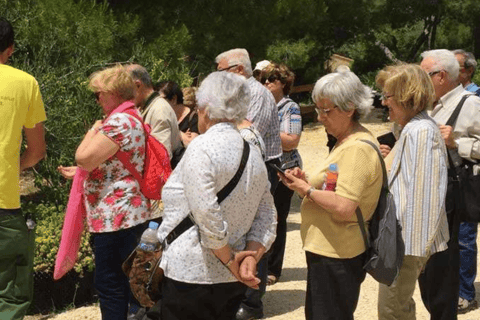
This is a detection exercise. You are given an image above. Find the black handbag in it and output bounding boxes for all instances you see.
[445,94,480,222]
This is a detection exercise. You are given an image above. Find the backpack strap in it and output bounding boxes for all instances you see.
[165,139,250,245]
[355,139,388,249]
[108,104,152,185]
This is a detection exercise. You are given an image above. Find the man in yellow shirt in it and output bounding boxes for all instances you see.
[0,18,46,319]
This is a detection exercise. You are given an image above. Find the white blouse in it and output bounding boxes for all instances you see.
[158,122,277,284]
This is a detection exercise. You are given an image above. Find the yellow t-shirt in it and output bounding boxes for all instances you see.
[0,64,46,209]
[301,130,383,258]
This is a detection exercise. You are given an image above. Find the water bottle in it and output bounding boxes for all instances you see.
[324,163,338,191]
[137,221,160,252]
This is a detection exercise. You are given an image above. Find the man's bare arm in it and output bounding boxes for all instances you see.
[20,122,46,171]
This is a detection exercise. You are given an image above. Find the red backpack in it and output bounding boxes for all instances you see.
[109,101,172,200]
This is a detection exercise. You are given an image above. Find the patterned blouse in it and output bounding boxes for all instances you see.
[84,112,151,233]
[158,122,277,284]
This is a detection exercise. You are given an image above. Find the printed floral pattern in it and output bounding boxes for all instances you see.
[84,112,152,233]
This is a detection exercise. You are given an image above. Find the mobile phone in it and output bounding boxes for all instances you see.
[270,163,286,175]
[377,132,397,149]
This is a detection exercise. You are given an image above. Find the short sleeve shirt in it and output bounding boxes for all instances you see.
[84,112,151,233]
[0,64,46,209]
[301,130,382,258]
[277,97,302,169]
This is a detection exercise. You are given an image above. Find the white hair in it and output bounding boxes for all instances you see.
[215,48,253,77]
[312,70,373,121]
[421,49,459,82]
[196,71,250,123]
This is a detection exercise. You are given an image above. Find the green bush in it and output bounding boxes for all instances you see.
[2,0,192,275]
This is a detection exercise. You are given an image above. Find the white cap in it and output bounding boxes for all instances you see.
[254,60,271,71]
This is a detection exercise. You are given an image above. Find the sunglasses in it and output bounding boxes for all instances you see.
[94,92,101,101]
[266,75,280,83]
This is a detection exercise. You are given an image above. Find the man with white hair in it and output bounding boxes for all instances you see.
[453,49,480,314]
[215,48,281,320]
[420,49,480,318]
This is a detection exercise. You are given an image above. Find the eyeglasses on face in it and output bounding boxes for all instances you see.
[217,64,239,72]
[381,93,394,101]
[428,70,443,77]
[315,106,337,115]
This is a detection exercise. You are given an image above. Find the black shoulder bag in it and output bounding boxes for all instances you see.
[122,140,250,308]
[445,94,480,222]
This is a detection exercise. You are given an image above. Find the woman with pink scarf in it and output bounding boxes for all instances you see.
[58,65,151,319]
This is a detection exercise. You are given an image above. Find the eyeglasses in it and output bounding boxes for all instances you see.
[94,92,101,101]
[315,106,337,115]
[428,70,443,77]
[266,75,280,83]
[217,64,239,72]
[381,93,394,101]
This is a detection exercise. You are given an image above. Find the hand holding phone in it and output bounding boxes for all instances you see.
[270,163,286,175]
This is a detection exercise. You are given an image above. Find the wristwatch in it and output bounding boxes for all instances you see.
[224,251,236,268]
[306,187,316,200]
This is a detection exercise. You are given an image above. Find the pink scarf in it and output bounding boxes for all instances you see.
[54,167,89,280]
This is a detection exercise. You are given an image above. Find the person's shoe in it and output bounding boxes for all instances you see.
[266,274,278,286]
[127,306,147,320]
[235,305,264,320]
[458,297,478,314]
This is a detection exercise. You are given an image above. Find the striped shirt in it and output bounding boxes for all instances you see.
[389,111,449,257]
[246,77,282,161]
[277,96,302,169]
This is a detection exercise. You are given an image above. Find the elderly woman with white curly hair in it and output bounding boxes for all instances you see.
[156,71,277,320]
[279,70,383,320]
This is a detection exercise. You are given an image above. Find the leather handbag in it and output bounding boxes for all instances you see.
[445,94,480,222]
[122,140,250,307]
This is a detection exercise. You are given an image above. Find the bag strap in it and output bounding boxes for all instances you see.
[445,94,472,170]
[445,94,471,127]
[355,139,389,250]
[164,139,251,245]
[277,97,293,112]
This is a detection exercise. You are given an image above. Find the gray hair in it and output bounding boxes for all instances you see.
[312,70,373,121]
[126,64,153,88]
[196,71,250,123]
[215,48,253,77]
[453,49,477,76]
[421,49,459,82]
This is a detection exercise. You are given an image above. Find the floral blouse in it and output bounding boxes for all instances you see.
[84,112,151,233]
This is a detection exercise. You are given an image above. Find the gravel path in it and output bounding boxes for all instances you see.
[26,114,480,319]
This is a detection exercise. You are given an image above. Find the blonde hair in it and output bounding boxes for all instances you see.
[88,64,135,101]
[376,63,435,113]
[182,87,197,109]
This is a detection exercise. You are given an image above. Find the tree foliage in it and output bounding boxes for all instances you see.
[1,0,479,274]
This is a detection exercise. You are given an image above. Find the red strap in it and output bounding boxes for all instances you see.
[106,101,146,184]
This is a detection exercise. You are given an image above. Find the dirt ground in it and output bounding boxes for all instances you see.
[26,111,480,319]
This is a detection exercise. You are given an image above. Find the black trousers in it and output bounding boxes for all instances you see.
[268,182,294,278]
[239,158,280,312]
[161,277,247,320]
[418,178,460,320]
[305,251,367,320]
